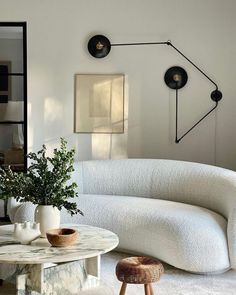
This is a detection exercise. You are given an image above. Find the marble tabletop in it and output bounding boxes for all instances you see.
[0,224,119,264]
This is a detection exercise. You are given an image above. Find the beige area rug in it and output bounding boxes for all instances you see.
[0,251,236,294]
[101,251,236,295]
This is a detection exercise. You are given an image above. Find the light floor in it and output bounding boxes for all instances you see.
[1,251,236,294]
[102,252,236,295]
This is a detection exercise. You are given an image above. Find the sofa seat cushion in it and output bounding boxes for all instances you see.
[62,194,230,274]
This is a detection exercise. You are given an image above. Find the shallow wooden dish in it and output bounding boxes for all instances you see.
[46,228,78,247]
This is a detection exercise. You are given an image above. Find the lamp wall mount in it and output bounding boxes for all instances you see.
[87,34,223,143]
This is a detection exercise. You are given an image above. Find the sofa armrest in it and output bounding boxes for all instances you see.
[227,208,236,269]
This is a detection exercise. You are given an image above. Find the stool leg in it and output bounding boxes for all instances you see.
[149,284,154,295]
[119,282,127,295]
[144,284,151,295]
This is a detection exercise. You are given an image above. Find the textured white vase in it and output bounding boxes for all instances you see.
[35,205,60,237]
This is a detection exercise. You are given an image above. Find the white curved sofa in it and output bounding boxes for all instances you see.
[8,159,236,274]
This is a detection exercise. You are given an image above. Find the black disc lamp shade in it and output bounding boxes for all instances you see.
[164,66,188,90]
[88,35,111,58]
[211,89,223,102]
[87,34,223,143]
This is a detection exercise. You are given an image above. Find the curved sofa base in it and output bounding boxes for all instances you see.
[187,267,231,275]
[62,194,230,274]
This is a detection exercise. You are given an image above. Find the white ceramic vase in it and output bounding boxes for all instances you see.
[34,205,60,237]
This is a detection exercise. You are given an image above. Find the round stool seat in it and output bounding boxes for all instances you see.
[116,256,164,284]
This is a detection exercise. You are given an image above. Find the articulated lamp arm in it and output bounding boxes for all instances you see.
[87,35,223,143]
[165,41,222,143]
[175,88,219,143]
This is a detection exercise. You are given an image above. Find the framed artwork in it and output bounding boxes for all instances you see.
[0,61,11,103]
[74,74,124,133]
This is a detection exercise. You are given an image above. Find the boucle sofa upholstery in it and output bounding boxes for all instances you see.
[8,159,236,274]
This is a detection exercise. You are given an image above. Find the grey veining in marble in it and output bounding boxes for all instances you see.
[0,224,119,264]
[0,224,119,295]
[15,261,89,295]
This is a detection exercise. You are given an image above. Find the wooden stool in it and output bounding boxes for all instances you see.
[116,256,164,295]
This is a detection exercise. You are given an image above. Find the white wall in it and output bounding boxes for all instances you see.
[0,0,235,169]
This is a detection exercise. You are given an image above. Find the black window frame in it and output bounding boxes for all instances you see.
[0,22,27,172]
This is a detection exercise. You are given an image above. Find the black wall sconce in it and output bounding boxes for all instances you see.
[87,35,223,143]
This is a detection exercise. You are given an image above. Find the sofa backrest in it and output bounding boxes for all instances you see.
[78,159,236,219]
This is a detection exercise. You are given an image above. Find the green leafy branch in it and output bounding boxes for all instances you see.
[0,138,83,216]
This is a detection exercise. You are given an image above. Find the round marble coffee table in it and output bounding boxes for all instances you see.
[0,224,119,295]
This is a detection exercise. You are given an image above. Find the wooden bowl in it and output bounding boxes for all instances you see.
[46,228,78,247]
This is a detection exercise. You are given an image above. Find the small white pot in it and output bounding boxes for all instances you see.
[34,205,60,237]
